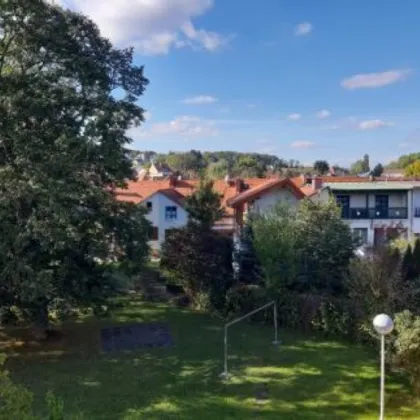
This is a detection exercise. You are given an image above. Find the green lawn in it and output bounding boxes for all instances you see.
[1,297,419,419]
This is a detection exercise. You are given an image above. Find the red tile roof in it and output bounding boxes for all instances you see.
[226,178,305,207]
[114,178,241,216]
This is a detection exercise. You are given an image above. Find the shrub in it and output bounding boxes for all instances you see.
[0,354,34,420]
[161,224,233,312]
[225,284,269,320]
[393,311,420,394]
[345,247,420,342]
[251,199,357,295]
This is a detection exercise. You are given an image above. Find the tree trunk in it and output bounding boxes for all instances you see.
[32,303,49,341]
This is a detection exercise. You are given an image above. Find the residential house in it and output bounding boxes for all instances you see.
[114,176,301,249]
[315,177,420,246]
[227,178,306,226]
[382,168,406,178]
[148,162,173,180]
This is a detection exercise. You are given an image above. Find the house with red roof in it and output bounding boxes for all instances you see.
[114,175,305,249]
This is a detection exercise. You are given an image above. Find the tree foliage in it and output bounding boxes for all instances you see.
[371,163,384,177]
[313,160,330,175]
[0,0,150,331]
[404,160,420,177]
[350,154,370,174]
[160,225,233,312]
[251,199,357,294]
[387,153,420,169]
[184,179,224,228]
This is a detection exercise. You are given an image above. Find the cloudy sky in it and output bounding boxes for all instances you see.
[59,0,420,166]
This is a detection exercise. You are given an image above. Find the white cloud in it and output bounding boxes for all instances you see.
[295,22,313,36]
[358,119,394,130]
[143,111,152,121]
[57,0,231,55]
[316,109,331,119]
[133,115,218,138]
[287,113,302,121]
[290,141,315,149]
[341,69,412,90]
[182,95,218,105]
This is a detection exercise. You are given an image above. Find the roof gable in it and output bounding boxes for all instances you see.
[227,178,305,207]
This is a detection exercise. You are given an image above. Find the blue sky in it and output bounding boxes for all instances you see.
[61,0,420,166]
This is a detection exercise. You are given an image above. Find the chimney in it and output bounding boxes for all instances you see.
[235,178,245,193]
[311,177,323,192]
[169,175,177,187]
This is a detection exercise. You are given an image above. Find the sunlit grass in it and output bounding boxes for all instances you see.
[1,296,419,419]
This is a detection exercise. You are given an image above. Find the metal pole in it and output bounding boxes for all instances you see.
[220,301,279,379]
[220,325,229,380]
[380,334,385,420]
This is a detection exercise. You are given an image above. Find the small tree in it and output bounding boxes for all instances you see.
[161,180,233,311]
[313,160,330,175]
[371,163,384,177]
[184,179,224,228]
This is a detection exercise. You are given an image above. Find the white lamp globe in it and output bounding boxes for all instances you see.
[373,314,394,336]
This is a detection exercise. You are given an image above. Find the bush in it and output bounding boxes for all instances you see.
[251,199,357,295]
[345,248,411,342]
[393,311,420,394]
[161,224,233,312]
[225,284,269,320]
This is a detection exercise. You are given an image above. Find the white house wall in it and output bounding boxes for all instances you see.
[413,189,420,234]
[250,188,299,213]
[143,192,188,249]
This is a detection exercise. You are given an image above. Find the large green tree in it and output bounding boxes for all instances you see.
[0,0,150,333]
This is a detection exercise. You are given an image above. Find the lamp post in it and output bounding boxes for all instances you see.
[372,314,394,420]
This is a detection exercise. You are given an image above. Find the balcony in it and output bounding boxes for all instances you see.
[341,207,408,220]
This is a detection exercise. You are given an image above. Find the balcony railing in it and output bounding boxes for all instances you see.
[415,207,420,218]
[341,207,408,219]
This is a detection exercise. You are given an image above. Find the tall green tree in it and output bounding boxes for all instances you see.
[184,179,224,228]
[313,160,330,175]
[350,154,370,174]
[0,0,150,333]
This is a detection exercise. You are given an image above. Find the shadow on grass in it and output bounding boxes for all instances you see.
[2,297,419,419]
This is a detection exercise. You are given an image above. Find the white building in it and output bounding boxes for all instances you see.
[141,189,189,250]
[148,162,173,180]
[323,181,420,245]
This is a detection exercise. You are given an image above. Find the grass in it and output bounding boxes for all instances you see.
[1,296,419,419]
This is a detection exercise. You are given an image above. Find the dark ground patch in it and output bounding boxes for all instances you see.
[100,322,173,352]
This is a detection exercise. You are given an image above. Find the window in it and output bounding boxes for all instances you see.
[146,201,152,211]
[353,228,368,245]
[148,226,159,241]
[375,195,389,218]
[165,206,177,220]
[336,195,350,218]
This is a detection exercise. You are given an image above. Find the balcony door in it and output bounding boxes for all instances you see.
[336,195,350,218]
[375,195,389,218]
